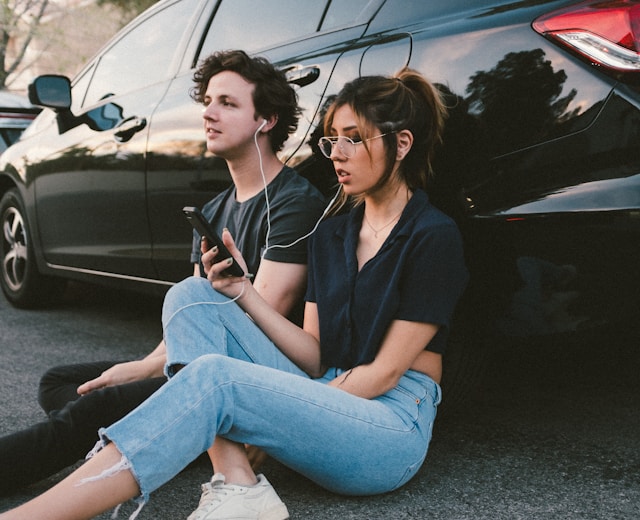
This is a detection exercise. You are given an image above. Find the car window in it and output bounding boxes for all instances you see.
[368,0,493,32]
[83,0,198,107]
[320,0,376,31]
[71,64,94,112]
[200,0,328,55]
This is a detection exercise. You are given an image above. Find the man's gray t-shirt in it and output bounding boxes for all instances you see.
[190,166,326,278]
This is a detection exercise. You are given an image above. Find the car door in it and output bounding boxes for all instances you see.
[31,0,200,281]
[146,0,385,282]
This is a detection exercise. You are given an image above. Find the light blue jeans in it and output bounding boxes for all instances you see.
[101,277,441,502]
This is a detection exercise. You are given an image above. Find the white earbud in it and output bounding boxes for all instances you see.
[254,119,268,136]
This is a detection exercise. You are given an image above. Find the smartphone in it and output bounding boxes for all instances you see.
[182,206,245,277]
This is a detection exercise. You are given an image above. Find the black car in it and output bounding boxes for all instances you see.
[1,0,639,394]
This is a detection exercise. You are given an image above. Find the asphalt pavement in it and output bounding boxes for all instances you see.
[1,281,639,519]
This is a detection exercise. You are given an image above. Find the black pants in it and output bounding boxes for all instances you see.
[0,361,165,494]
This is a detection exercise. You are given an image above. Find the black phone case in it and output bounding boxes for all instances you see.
[182,206,245,277]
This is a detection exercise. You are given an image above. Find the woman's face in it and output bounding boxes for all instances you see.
[328,104,389,197]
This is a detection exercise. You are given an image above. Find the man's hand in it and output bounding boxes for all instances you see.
[77,359,162,396]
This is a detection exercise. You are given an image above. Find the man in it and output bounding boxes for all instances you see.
[0,49,326,494]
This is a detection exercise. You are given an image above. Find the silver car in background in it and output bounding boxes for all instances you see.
[0,91,40,154]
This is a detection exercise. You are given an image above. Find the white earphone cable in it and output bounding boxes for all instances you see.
[207,124,338,307]
[254,123,340,258]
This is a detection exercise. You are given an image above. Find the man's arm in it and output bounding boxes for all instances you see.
[251,258,307,317]
[78,258,307,394]
[77,264,203,394]
[76,353,165,395]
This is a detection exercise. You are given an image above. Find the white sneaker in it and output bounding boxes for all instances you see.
[187,473,289,520]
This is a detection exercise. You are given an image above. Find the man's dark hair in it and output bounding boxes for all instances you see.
[191,50,300,153]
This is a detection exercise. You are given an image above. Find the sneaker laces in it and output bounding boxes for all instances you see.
[191,474,231,518]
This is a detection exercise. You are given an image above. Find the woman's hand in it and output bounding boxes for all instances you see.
[200,229,251,300]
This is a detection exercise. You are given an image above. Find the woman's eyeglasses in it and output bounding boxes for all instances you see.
[318,132,394,159]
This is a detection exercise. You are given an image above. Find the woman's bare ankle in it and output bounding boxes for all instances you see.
[219,467,258,486]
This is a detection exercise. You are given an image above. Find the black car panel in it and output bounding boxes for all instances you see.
[144,70,232,282]
[26,0,203,282]
[1,0,638,353]
[468,91,640,215]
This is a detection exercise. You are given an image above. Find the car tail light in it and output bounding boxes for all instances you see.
[533,0,640,78]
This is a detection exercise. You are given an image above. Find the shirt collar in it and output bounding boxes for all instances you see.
[336,189,429,271]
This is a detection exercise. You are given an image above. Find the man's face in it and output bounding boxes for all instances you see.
[202,70,262,159]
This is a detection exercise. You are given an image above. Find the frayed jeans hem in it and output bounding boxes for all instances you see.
[80,431,147,519]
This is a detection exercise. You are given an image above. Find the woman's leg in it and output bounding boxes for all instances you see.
[98,354,439,501]
[161,276,309,482]
[1,360,439,518]
[208,437,257,485]
[161,277,304,376]
[0,444,138,520]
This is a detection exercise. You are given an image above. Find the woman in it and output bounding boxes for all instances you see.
[0,67,468,520]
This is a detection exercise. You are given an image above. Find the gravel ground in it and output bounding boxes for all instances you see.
[1,282,639,519]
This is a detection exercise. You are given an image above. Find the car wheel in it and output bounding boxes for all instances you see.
[439,323,488,415]
[0,188,65,308]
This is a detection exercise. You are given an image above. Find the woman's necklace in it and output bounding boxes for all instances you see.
[363,211,402,238]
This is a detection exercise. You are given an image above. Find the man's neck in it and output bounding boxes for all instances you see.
[228,152,283,202]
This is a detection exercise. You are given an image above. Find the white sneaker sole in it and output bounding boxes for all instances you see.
[259,502,289,520]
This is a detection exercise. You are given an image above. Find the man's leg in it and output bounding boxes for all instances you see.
[38,361,121,413]
[0,365,165,494]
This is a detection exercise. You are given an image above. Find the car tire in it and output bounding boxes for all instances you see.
[0,188,65,308]
[439,323,488,415]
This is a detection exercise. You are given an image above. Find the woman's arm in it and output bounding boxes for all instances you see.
[328,319,440,399]
[235,288,323,377]
[204,230,323,377]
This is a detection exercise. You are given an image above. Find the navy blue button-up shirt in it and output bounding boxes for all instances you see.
[306,189,468,370]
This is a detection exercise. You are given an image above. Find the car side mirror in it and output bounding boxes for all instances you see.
[28,75,72,110]
[28,75,85,134]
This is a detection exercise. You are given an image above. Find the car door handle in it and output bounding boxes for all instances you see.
[283,65,320,87]
[114,116,147,142]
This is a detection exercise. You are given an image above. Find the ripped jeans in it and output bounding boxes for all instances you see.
[99,277,441,502]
